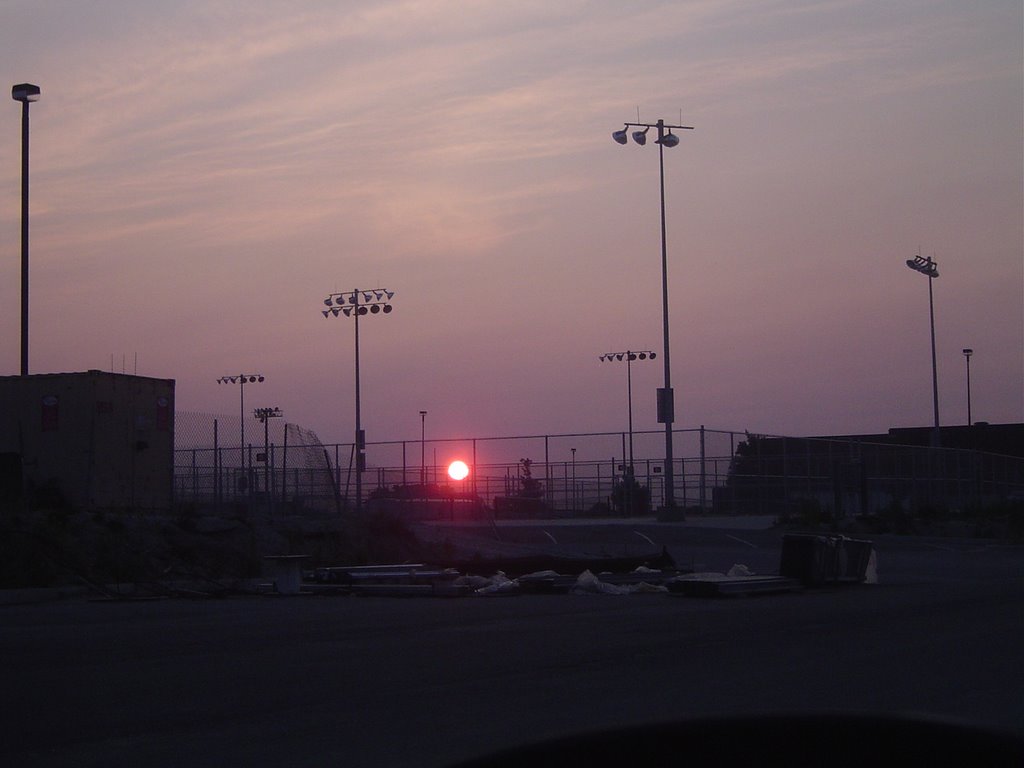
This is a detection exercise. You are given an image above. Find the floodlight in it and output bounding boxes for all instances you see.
[358,306,368,315]
[659,131,680,148]
[11,83,40,103]
[612,128,628,145]
[632,128,649,145]
[383,304,393,313]
[342,307,353,317]
[370,304,381,314]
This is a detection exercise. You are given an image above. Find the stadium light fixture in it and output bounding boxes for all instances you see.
[217,372,265,459]
[610,116,693,511]
[599,349,657,480]
[321,287,395,514]
[904,255,941,446]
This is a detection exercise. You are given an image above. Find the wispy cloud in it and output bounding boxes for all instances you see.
[1,0,1020,436]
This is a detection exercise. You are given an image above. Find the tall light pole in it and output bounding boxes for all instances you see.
[322,288,395,514]
[962,348,973,426]
[905,255,941,447]
[216,373,265,456]
[599,350,656,474]
[612,117,693,510]
[12,83,40,376]
[419,410,427,486]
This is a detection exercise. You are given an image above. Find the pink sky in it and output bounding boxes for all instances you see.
[2,1,1021,446]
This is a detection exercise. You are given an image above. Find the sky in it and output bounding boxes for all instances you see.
[2,0,1022,450]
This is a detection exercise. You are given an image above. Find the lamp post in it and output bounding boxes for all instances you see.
[612,117,692,510]
[254,406,283,496]
[599,350,656,474]
[322,287,395,514]
[962,348,973,426]
[216,373,265,458]
[12,83,40,376]
[905,255,941,447]
[419,410,428,487]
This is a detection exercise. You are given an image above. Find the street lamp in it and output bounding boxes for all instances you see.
[612,117,693,510]
[216,373,265,456]
[599,350,657,475]
[962,348,973,426]
[905,255,941,446]
[322,287,395,514]
[12,83,40,376]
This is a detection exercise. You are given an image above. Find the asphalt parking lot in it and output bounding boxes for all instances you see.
[3,521,1022,767]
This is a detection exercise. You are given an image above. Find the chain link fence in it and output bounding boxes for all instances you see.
[174,417,1024,521]
[174,412,336,513]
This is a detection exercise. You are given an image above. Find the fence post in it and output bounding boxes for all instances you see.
[680,445,687,509]
[271,444,277,513]
[336,443,342,505]
[324,448,341,516]
[213,418,220,512]
[699,425,706,511]
[565,460,573,514]
[544,435,551,510]
[281,425,289,506]
[729,430,736,515]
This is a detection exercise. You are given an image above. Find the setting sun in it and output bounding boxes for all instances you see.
[447,460,469,481]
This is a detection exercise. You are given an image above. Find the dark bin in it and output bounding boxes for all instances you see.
[835,537,874,582]
[780,534,873,586]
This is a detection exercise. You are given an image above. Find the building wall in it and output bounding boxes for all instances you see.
[0,371,174,510]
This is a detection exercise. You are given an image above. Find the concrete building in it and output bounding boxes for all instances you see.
[716,423,1024,518]
[0,371,174,511]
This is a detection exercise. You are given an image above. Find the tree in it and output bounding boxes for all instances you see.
[517,458,543,498]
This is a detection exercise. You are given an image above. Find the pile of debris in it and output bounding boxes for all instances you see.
[299,535,875,598]
[304,561,809,598]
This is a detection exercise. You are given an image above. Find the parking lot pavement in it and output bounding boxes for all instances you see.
[2,526,1021,767]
